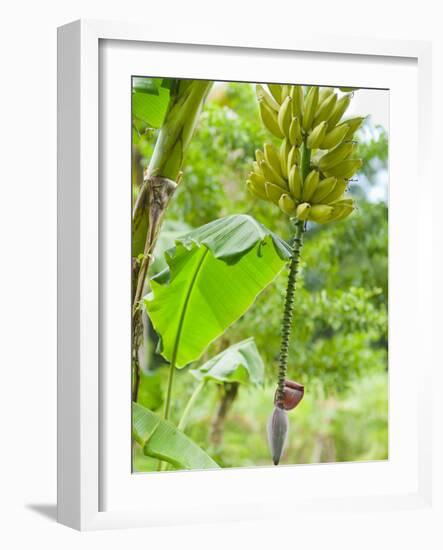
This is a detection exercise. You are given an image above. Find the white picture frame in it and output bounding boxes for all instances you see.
[57,19,434,531]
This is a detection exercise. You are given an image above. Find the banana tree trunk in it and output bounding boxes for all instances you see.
[132,79,213,402]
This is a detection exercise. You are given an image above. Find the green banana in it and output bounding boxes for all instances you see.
[318,142,356,171]
[318,87,334,103]
[247,179,267,200]
[319,124,349,150]
[288,164,302,199]
[289,117,302,146]
[279,138,291,179]
[296,202,311,221]
[302,86,319,132]
[256,84,280,112]
[249,83,362,225]
[321,178,347,204]
[279,194,296,215]
[268,84,282,104]
[290,86,304,119]
[307,121,328,149]
[324,159,363,179]
[281,85,290,100]
[287,145,300,169]
[339,116,366,139]
[330,202,354,221]
[259,100,285,138]
[255,149,265,164]
[260,160,288,189]
[249,170,266,187]
[313,93,337,125]
[327,94,351,127]
[264,143,284,177]
[301,170,320,201]
[310,176,337,204]
[266,182,286,204]
[309,204,334,223]
[278,96,293,137]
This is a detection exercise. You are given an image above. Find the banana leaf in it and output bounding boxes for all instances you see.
[190,338,264,387]
[144,214,291,368]
[132,403,219,470]
[132,77,171,129]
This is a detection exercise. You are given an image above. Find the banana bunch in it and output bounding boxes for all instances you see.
[247,84,365,224]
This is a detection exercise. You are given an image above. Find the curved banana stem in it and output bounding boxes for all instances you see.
[276,219,304,405]
[275,141,310,405]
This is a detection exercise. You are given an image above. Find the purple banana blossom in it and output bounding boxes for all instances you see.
[275,379,304,410]
[267,406,289,465]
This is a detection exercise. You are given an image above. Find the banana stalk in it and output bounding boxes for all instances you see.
[132,79,212,402]
[250,83,365,464]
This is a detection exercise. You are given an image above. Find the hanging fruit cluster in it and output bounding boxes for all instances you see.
[247,84,365,224]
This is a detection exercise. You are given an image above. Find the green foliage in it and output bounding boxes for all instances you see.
[133,403,219,470]
[191,338,264,387]
[134,81,389,470]
[144,214,291,368]
[132,77,171,130]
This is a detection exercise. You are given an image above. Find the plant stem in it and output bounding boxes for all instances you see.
[177,380,207,432]
[276,220,305,406]
[131,80,213,403]
[275,141,310,406]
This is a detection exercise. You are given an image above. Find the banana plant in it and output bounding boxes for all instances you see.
[248,83,365,464]
[132,78,213,402]
[143,214,291,422]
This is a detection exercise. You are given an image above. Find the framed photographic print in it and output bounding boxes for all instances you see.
[57,19,433,530]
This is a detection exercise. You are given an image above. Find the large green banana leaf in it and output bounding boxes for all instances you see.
[144,214,291,368]
[190,338,264,387]
[132,403,219,470]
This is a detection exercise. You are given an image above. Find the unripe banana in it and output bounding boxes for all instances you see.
[281,85,290,100]
[288,165,302,199]
[321,178,347,204]
[258,100,285,139]
[260,160,288,189]
[301,169,320,201]
[247,180,267,200]
[314,93,337,125]
[277,96,292,137]
[289,117,302,146]
[339,87,358,92]
[302,86,319,132]
[309,204,334,223]
[249,170,266,187]
[324,159,362,179]
[331,198,354,208]
[290,86,304,119]
[265,182,286,204]
[296,202,311,221]
[252,160,262,175]
[318,87,334,103]
[255,149,265,164]
[256,84,280,112]
[287,145,300,169]
[330,203,354,222]
[310,176,337,203]
[327,94,351,127]
[307,121,328,149]
[279,138,291,179]
[268,84,282,104]
[339,116,366,139]
[279,193,296,215]
[264,143,284,177]
[318,142,356,171]
[319,124,349,150]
